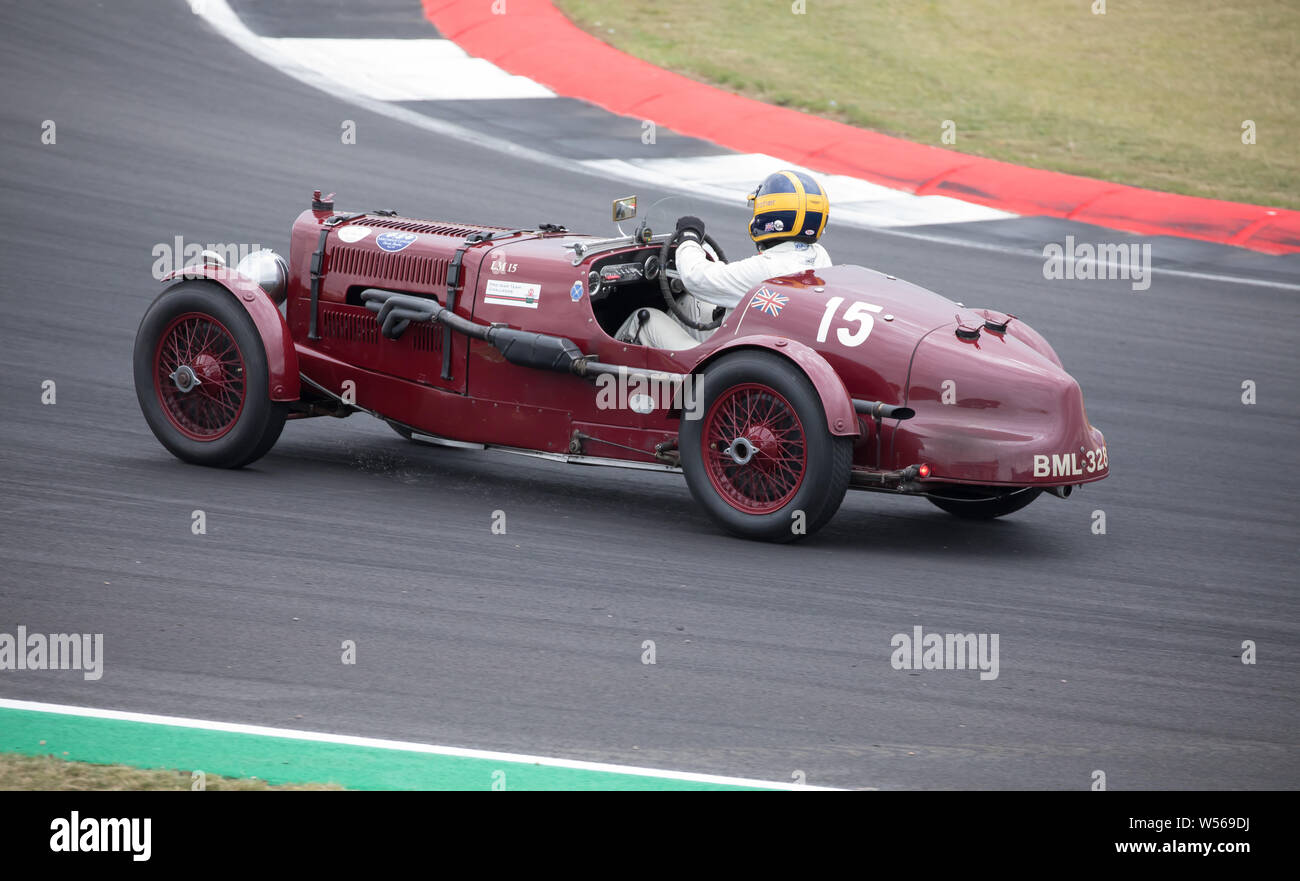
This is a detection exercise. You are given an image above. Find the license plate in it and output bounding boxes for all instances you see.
[1032,444,1107,478]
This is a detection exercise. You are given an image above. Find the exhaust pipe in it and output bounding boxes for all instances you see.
[853,399,915,420]
[1048,485,1073,499]
[359,288,690,382]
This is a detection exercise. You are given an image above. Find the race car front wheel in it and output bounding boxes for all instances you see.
[134,281,287,468]
[926,488,1042,520]
[680,351,852,542]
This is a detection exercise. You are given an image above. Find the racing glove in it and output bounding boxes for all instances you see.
[675,215,706,242]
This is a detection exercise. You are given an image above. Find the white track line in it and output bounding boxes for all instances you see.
[0,698,837,790]
[864,225,1300,291]
[584,155,1015,227]
[263,38,555,100]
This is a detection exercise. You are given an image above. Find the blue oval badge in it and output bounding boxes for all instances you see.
[570,280,583,301]
[375,232,417,253]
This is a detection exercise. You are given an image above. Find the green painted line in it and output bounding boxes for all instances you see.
[0,705,769,791]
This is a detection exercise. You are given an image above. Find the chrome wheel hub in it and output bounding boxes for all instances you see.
[169,364,201,393]
[726,436,755,465]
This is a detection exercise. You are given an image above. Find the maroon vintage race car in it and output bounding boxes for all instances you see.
[133,190,1108,541]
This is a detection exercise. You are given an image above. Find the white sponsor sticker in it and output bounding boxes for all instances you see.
[484,279,541,309]
[336,225,371,243]
[629,393,655,414]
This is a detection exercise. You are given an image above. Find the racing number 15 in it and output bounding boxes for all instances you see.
[816,296,883,347]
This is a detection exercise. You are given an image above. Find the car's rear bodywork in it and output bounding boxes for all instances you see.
[685,266,1108,487]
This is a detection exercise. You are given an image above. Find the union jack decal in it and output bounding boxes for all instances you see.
[749,287,788,317]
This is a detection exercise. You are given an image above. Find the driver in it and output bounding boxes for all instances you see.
[615,170,832,350]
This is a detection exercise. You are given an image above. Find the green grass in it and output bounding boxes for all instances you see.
[556,0,1299,208]
[0,706,771,790]
[0,753,342,791]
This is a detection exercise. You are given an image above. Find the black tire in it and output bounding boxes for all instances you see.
[926,488,1042,520]
[680,351,852,542]
[133,281,287,468]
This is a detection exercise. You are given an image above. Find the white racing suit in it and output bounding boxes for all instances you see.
[615,238,833,350]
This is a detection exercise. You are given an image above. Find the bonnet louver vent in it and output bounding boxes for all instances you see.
[408,322,440,352]
[363,217,507,238]
[332,246,450,287]
[318,307,440,353]
[320,307,378,344]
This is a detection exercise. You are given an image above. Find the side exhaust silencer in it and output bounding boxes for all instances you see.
[360,289,683,381]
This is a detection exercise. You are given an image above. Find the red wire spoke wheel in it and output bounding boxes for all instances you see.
[702,383,807,514]
[154,312,247,441]
[680,351,852,542]
[134,282,287,468]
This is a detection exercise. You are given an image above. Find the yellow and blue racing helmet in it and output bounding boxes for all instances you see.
[747,170,829,247]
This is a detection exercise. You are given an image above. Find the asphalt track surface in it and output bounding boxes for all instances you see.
[1,0,1297,790]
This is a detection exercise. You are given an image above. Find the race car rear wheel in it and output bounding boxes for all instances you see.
[680,351,852,542]
[134,282,287,468]
[926,488,1042,520]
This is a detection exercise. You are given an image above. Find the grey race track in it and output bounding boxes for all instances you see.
[0,0,1296,789]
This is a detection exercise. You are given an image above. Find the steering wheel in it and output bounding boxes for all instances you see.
[659,228,728,331]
